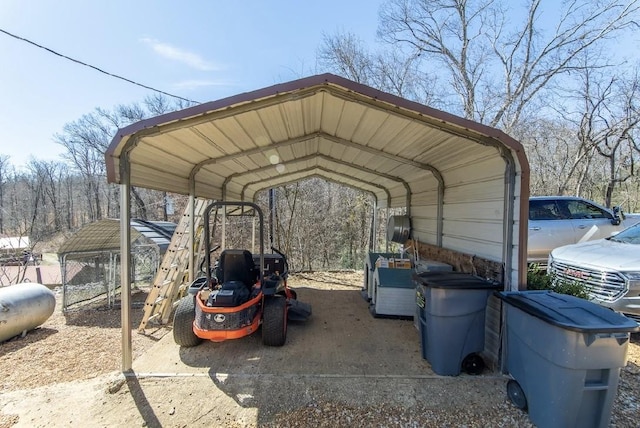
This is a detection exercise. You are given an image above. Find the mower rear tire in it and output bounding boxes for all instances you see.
[173,296,202,347]
[262,296,287,346]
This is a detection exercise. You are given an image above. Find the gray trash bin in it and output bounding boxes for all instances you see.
[413,260,452,330]
[414,271,501,376]
[497,290,640,428]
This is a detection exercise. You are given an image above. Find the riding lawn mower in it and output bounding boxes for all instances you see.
[173,201,312,347]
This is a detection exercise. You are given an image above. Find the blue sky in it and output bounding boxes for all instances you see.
[0,0,383,167]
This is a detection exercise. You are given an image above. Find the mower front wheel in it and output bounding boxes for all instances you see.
[173,296,202,347]
[262,296,287,346]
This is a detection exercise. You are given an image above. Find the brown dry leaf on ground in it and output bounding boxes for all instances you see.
[0,289,166,392]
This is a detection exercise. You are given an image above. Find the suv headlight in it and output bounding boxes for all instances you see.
[621,272,640,290]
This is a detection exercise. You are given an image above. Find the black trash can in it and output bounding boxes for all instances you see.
[414,271,502,376]
[497,290,640,428]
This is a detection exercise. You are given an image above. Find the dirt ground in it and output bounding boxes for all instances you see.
[1,271,639,427]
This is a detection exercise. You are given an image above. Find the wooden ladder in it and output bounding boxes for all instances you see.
[138,198,209,332]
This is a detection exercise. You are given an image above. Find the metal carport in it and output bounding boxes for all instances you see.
[105,73,530,371]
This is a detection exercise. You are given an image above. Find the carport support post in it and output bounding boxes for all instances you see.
[385,207,389,252]
[120,160,133,373]
[188,194,195,283]
[370,201,378,252]
[221,208,226,249]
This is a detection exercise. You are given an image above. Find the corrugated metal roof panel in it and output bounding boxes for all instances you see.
[58,220,176,256]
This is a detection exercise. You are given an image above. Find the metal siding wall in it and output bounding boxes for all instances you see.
[441,224,504,260]
[406,176,440,243]
[411,191,440,205]
[444,178,505,201]
[439,153,507,261]
[408,216,439,244]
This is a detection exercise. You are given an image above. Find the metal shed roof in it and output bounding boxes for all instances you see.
[105,73,529,210]
[58,219,176,256]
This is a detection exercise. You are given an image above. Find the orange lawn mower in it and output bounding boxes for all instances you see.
[172,201,311,347]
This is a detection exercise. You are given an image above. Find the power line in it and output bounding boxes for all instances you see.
[0,27,201,104]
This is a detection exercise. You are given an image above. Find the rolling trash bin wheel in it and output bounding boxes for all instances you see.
[461,353,485,375]
[507,379,527,410]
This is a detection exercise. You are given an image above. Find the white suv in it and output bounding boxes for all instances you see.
[528,196,638,265]
[548,222,640,323]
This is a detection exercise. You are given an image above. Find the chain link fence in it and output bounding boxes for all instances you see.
[60,245,159,311]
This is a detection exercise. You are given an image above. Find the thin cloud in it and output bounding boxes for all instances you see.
[140,37,220,71]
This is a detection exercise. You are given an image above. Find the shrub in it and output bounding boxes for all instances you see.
[526,264,591,300]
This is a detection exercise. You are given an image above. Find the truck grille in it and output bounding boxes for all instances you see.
[549,260,627,302]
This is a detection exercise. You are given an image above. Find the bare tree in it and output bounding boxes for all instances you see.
[520,59,640,205]
[319,32,376,84]
[369,0,639,131]
[575,67,640,206]
[275,183,301,268]
[319,31,437,104]
[27,160,70,233]
[0,155,9,234]
[266,178,376,271]
[55,111,113,221]
[516,118,579,195]
[56,95,194,222]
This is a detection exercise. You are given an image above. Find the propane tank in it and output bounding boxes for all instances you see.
[0,283,56,343]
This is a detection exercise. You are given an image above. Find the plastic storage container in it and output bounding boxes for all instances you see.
[372,268,414,317]
[414,271,501,376]
[497,290,640,428]
[363,252,397,301]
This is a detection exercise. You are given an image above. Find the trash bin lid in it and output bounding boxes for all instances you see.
[496,290,640,333]
[412,271,502,290]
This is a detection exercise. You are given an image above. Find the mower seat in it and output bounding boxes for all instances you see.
[217,249,258,290]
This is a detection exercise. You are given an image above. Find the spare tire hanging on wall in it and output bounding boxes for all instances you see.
[387,215,411,243]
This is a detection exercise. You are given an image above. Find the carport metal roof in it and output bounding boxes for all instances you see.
[106,73,528,211]
[105,73,530,372]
